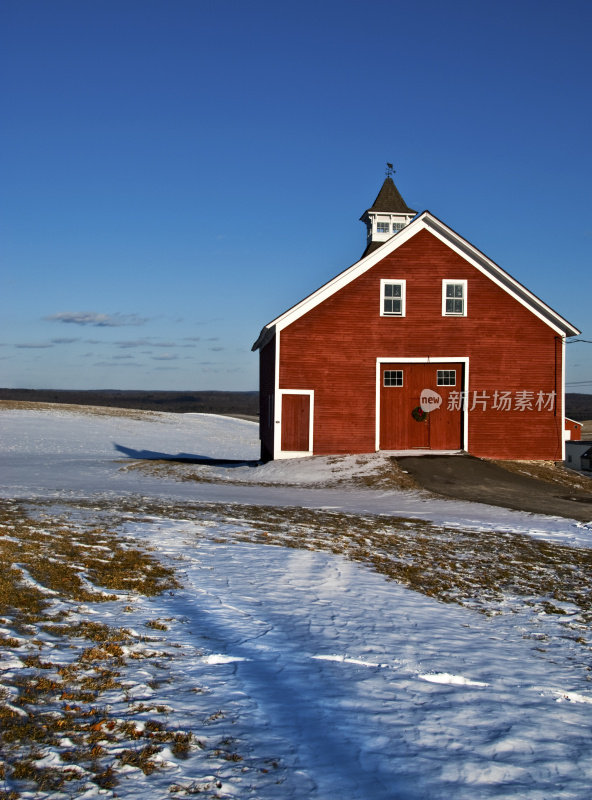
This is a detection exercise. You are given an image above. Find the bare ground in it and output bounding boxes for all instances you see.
[580,419,592,438]
[395,455,592,522]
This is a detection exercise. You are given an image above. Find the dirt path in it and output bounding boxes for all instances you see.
[395,455,592,522]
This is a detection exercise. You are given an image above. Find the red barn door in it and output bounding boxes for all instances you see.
[281,393,310,451]
[380,363,463,450]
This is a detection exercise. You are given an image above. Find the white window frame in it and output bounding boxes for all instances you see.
[437,369,456,386]
[380,279,406,317]
[442,279,467,317]
[383,369,404,387]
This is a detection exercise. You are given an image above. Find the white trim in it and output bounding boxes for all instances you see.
[442,279,467,317]
[380,279,406,317]
[375,357,470,452]
[256,221,420,346]
[423,217,578,336]
[561,337,566,461]
[565,417,582,426]
[273,330,281,459]
[276,388,314,459]
[252,211,579,350]
[364,211,415,244]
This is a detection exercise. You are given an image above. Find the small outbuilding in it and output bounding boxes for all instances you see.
[564,417,583,441]
[253,171,580,462]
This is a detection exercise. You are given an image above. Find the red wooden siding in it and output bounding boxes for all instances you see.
[281,394,310,451]
[277,229,564,460]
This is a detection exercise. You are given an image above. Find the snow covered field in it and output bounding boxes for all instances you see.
[1,405,592,799]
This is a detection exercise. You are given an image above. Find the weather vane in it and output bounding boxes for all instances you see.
[385,162,395,178]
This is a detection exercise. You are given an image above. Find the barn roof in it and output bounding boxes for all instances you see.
[252,210,581,350]
[360,175,416,216]
[360,240,385,257]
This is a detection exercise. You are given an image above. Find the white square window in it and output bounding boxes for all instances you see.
[442,280,467,316]
[437,370,456,386]
[392,222,405,232]
[377,222,390,234]
[384,370,403,387]
[380,279,406,317]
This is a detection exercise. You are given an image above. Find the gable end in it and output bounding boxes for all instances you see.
[422,216,580,337]
[253,212,580,349]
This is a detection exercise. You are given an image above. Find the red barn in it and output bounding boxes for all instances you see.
[253,173,580,462]
[565,418,583,441]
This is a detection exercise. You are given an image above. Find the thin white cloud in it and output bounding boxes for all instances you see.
[46,312,148,327]
[93,361,141,367]
[114,339,176,349]
[51,337,80,344]
[114,339,151,349]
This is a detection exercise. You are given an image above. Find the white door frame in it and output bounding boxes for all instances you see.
[275,388,314,459]
[376,357,469,451]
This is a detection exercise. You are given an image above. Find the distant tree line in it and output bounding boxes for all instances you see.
[0,388,259,417]
[565,393,592,421]
[1,389,591,420]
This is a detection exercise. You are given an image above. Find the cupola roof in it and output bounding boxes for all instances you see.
[361,175,416,217]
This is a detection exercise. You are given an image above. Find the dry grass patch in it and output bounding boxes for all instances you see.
[348,456,420,490]
[44,620,131,643]
[123,453,420,490]
[493,459,592,491]
[113,499,592,635]
[0,500,178,613]
[580,419,592,438]
[0,398,159,421]
[0,500,208,798]
[218,505,592,622]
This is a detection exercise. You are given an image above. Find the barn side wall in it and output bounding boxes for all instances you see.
[258,336,276,461]
[278,229,564,461]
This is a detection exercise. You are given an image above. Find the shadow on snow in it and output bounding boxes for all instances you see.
[113,442,259,468]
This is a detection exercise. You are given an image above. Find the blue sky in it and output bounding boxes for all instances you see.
[1,0,591,392]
